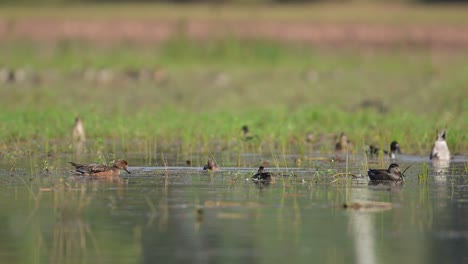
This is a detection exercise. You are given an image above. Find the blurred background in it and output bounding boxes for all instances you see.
[0,0,467,154]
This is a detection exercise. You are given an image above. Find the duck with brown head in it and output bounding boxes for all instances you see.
[203,159,220,172]
[335,132,352,153]
[69,159,130,176]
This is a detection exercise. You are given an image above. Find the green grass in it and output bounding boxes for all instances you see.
[0,39,466,156]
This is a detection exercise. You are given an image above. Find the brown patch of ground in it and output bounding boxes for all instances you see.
[1,18,468,49]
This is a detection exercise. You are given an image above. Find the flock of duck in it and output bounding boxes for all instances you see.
[69,118,452,183]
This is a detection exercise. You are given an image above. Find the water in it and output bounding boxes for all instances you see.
[0,154,467,264]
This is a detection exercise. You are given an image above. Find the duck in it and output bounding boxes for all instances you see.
[252,166,272,182]
[367,163,402,181]
[69,159,130,176]
[430,129,450,161]
[72,116,86,143]
[388,141,402,159]
[203,158,220,172]
[305,132,315,143]
[335,132,352,153]
[368,141,401,159]
[241,125,259,141]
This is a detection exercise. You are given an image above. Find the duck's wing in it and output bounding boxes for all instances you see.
[262,172,272,179]
[252,173,265,181]
[255,173,271,181]
[68,162,82,168]
[86,164,111,173]
[252,173,259,180]
[367,169,386,180]
[69,162,109,174]
[69,162,89,173]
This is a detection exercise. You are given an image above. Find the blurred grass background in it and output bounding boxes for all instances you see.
[0,1,466,157]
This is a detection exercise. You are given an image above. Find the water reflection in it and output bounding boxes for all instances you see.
[140,185,258,264]
[350,211,377,264]
[431,159,450,176]
[0,158,467,263]
[346,180,403,264]
[28,182,98,264]
[368,180,404,192]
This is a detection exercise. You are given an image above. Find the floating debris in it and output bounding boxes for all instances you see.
[342,201,392,212]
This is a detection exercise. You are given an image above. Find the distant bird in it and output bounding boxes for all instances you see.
[242,125,258,141]
[387,141,402,159]
[430,129,450,161]
[203,158,220,172]
[367,163,402,181]
[69,159,130,176]
[242,125,249,134]
[72,116,86,143]
[368,141,402,159]
[335,132,352,153]
[305,132,315,143]
[252,166,272,182]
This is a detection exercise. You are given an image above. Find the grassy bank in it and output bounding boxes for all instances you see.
[0,106,466,156]
[0,40,466,156]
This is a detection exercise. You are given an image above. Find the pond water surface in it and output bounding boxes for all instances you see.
[0,153,467,264]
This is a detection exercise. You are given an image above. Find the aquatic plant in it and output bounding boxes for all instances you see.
[418,162,430,185]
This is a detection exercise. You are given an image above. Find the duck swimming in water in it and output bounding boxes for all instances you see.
[69,159,130,176]
[430,129,450,161]
[203,158,220,172]
[367,163,402,181]
[252,166,272,182]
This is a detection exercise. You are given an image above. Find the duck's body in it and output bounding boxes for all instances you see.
[69,159,130,176]
[72,116,86,143]
[252,166,272,182]
[430,129,450,161]
[367,163,402,181]
[335,132,352,153]
[203,159,220,172]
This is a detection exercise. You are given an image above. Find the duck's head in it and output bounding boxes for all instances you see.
[388,163,401,176]
[257,166,265,173]
[115,160,130,174]
[390,141,401,154]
